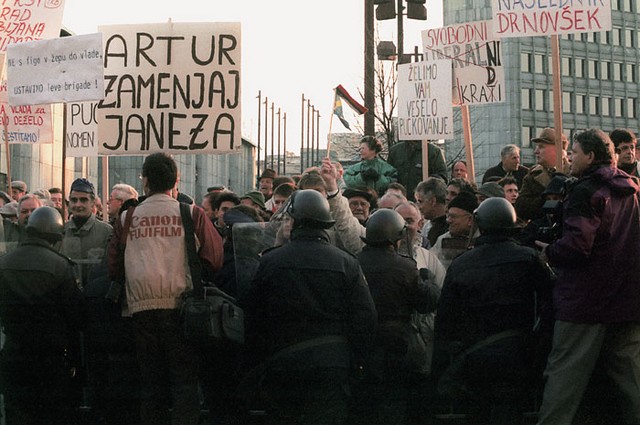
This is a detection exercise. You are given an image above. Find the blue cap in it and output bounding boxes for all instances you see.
[70,178,95,195]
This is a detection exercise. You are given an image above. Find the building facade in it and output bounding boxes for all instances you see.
[442,0,639,179]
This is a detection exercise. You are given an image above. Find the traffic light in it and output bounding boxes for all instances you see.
[407,3,427,20]
[376,0,396,20]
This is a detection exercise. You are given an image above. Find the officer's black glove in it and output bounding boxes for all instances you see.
[361,168,380,181]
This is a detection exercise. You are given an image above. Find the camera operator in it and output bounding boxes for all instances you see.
[534,129,640,425]
[516,174,570,248]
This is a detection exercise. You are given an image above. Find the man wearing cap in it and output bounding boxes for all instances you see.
[482,144,529,188]
[257,168,277,202]
[60,178,113,287]
[241,190,266,212]
[475,181,505,204]
[610,128,640,178]
[516,128,571,222]
[429,191,479,270]
[10,180,27,202]
[343,187,375,225]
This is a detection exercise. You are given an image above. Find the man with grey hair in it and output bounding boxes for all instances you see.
[414,178,448,248]
[108,183,139,223]
[482,144,529,188]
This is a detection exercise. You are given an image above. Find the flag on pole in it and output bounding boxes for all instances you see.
[333,84,368,130]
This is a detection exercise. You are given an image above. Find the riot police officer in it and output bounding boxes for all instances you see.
[0,206,87,425]
[434,198,554,424]
[242,189,377,425]
[353,208,440,425]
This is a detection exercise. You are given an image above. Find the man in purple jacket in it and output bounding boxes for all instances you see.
[535,129,640,425]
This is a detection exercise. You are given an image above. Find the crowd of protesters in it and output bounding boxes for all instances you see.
[0,127,638,425]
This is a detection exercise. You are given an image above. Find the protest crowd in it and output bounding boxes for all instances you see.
[0,127,639,425]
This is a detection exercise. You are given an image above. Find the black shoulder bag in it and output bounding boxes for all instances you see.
[179,202,244,346]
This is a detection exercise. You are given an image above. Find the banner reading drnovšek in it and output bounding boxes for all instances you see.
[97,22,241,156]
[422,20,504,106]
[0,0,66,52]
[492,0,611,38]
[397,59,453,141]
[7,33,104,105]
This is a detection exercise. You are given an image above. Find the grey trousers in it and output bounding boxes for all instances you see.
[537,321,640,425]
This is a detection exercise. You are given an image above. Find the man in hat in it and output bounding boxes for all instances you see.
[257,168,277,202]
[60,178,113,287]
[430,191,479,270]
[475,181,505,203]
[10,180,27,202]
[240,190,266,211]
[516,128,571,222]
[610,128,640,178]
[343,187,375,225]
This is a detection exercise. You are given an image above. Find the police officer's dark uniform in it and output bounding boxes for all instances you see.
[242,190,377,425]
[0,206,87,425]
[434,198,554,425]
[353,209,440,425]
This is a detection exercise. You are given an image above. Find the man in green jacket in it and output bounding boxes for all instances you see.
[387,140,448,201]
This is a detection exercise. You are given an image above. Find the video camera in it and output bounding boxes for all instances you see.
[536,200,563,244]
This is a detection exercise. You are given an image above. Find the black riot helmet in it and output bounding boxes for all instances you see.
[25,206,64,243]
[474,197,519,235]
[362,208,407,246]
[286,189,335,229]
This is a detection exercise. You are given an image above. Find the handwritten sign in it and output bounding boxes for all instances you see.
[97,22,242,156]
[422,20,504,106]
[0,80,52,143]
[66,101,98,157]
[7,33,104,105]
[0,0,66,52]
[397,59,453,140]
[492,0,611,38]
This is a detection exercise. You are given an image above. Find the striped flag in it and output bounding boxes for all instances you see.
[333,84,368,130]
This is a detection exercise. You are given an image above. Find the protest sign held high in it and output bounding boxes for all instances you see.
[492,0,612,38]
[0,80,52,144]
[0,0,66,52]
[66,101,99,157]
[7,33,105,105]
[397,59,453,140]
[97,22,242,156]
[422,20,504,106]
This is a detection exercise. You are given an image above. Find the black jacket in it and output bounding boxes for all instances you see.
[435,234,554,348]
[0,237,86,355]
[244,227,377,368]
[358,245,439,352]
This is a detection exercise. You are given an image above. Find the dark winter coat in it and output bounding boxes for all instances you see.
[546,165,640,323]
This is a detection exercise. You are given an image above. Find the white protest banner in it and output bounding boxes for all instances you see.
[7,33,104,106]
[0,0,66,52]
[398,59,453,140]
[492,0,611,38]
[0,80,52,144]
[97,22,241,156]
[422,20,504,106]
[66,101,98,157]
